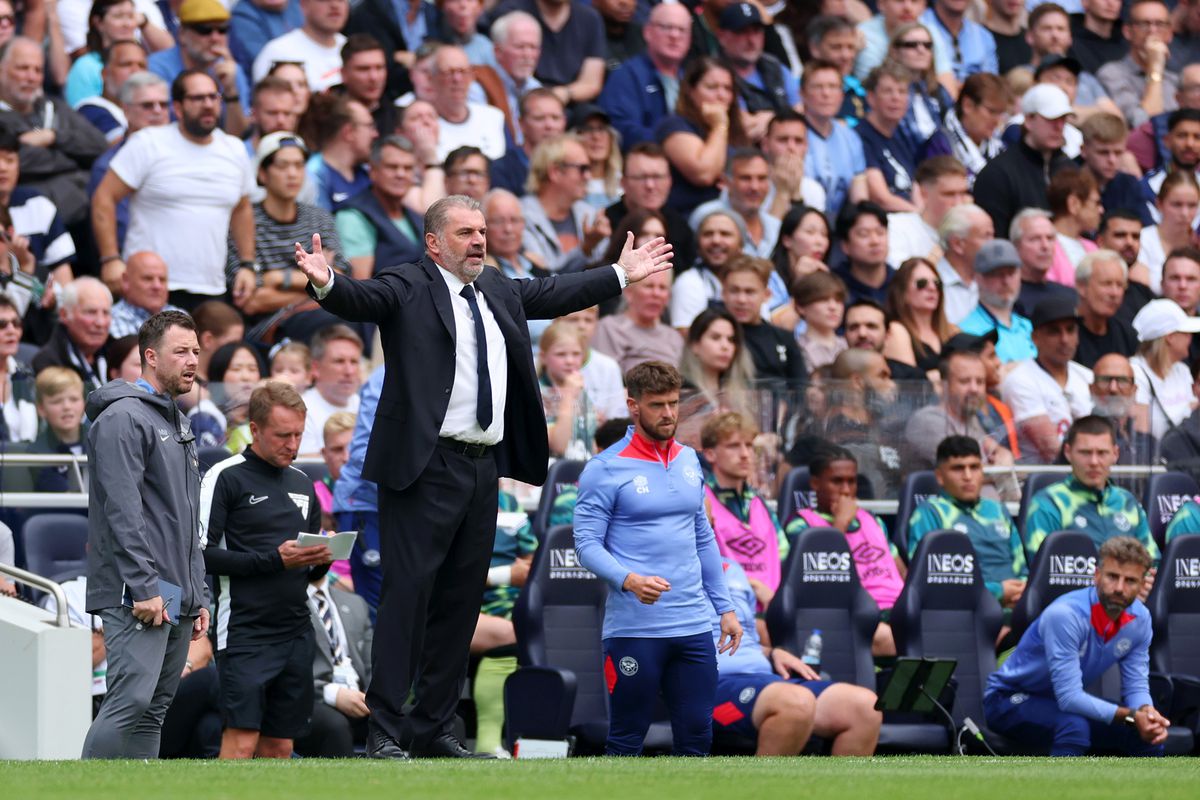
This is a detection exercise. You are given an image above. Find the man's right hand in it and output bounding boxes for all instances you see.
[132,594,167,626]
[335,687,371,719]
[278,540,334,569]
[1000,579,1026,608]
[1134,706,1170,745]
[295,234,333,288]
[623,573,671,604]
[829,493,858,533]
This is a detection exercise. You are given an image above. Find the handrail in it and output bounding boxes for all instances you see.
[0,563,70,628]
[981,464,1167,476]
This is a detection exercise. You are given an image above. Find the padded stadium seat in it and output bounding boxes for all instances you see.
[21,513,88,584]
[1147,535,1200,749]
[765,526,950,753]
[1143,471,1200,551]
[506,524,670,753]
[890,530,1006,748]
[530,459,585,540]
[892,471,940,562]
[295,461,329,485]
[1009,531,1097,642]
[198,446,234,475]
[776,467,874,530]
[1017,471,1062,537]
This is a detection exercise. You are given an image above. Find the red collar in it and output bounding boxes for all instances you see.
[1090,602,1135,643]
[619,429,682,466]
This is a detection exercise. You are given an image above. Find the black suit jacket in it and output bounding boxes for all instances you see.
[309,256,621,491]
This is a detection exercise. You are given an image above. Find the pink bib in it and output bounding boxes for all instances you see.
[706,486,781,609]
[796,508,903,609]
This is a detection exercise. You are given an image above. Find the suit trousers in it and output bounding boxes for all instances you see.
[366,444,499,748]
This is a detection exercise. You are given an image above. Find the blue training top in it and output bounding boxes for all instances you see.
[986,585,1153,723]
[574,427,735,640]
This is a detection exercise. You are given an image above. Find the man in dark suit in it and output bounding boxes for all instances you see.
[293,194,673,758]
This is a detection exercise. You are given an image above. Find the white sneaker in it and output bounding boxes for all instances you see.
[492,747,513,760]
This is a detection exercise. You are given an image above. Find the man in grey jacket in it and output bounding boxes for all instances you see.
[82,310,210,759]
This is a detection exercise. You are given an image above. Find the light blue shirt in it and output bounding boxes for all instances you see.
[805,119,866,219]
[959,304,1037,363]
[332,365,383,513]
[394,0,429,51]
[920,8,998,82]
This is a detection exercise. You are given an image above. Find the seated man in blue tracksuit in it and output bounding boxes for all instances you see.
[984,536,1170,756]
[575,361,742,756]
[711,558,882,756]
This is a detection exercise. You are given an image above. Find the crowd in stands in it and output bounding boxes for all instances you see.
[5,0,1200,760]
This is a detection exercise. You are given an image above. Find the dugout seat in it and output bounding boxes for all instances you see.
[1143,471,1200,551]
[21,514,89,595]
[1017,472,1061,538]
[198,446,233,475]
[1147,535,1200,749]
[530,460,584,539]
[1009,531,1097,642]
[777,467,874,531]
[506,524,671,753]
[892,471,940,563]
[765,526,950,753]
[295,461,329,485]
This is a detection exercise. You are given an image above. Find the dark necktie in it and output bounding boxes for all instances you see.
[459,284,493,431]
[314,590,346,663]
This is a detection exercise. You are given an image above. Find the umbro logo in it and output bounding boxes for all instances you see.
[249,495,269,505]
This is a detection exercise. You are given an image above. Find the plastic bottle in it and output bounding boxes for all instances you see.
[801,629,823,669]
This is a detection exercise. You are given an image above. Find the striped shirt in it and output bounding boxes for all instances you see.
[226,201,350,281]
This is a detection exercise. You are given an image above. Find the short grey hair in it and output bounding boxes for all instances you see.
[425,195,484,240]
[371,134,414,163]
[118,71,167,105]
[483,187,521,210]
[59,276,113,315]
[1009,207,1053,244]
[1075,249,1127,286]
[939,203,987,247]
[0,36,40,69]
[491,10,541,47]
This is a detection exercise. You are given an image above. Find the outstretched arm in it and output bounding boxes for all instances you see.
[296,234,407,322]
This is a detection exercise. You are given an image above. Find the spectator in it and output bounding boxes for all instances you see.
[720,254,807,389]
[984,0,1031,73]
[304,95,375,212]
[959,239,1036,362]
[793,271,849,371]
[888,156,972,265]
[0,294,35,442]
[1162,247,1200,316]
[394,100,445,214]
[801,59,868,218]
[670,209,741,331]
[520,133,610,273]
[192,300,244,383]
[591,266,680,375]
[1012,55,1098,157]
[335,135,423,280]
[1069,0,1128,75]
[345,0,436,99]
[884,256,956,380]
[559,304,626,420]
[491,0,606,104]
[1138,108,1200,225]
[886,22,953,152]
[444,146,490,202]
[28,366,88,492]
[244,78,318,207]
[1078,112,1156,226]
[333,35,394,136]
[1127,66,1200,174]
[269,61,312,117]
[230,0,304,79]
[1024,416,1158,562]
[834,201,892,306]
[109,251,178,337]
[92,70,256,310]
[603,142,696,276]
[1096,209,1156,322]
[936,202,994,325]
[1018,6,1120,122]
[571,104,622,212]
[75,41,149,144]
[33,276,112,395]
[1097,0,1177,129]
[147,0,251,132]
[689,149,778,260]
[597,208,671,317]
[252,0,347,91]
[106,334,141,382]
[715,1,799,128]
[1130,298,1200,441]
[1090,352,1156,466]
[921,0,999,81]
[786,444,905,656]
[656,56,746,214]
[854,0,955,95]
[906,435,1027,607]
[482,187,548,281]
[843,297,931,384]
[858,62,927,213]
[64,0,143,108]
[299,324,364,456]
[0,37,109,226]
[1046,167,1101,285]
[1012,208,1079,317]
[807,14,868,125]
[270,341,312,392]
[539,320,597,459]
[678,308,756,424]
[1139,170,1200,292]
[760,111,826,220]
[942,72,1011,185]
[437,0,498,68]
[770,205,832,333]
[1001,296,1094,463]
[593,0,643,72]
[208,341,267,451]
[431,45,507,162]
[487,11,544,147]
[974,84,1074,238]
[1074,249,1136,368]
[598,1,690,150]
[489,87,565,196]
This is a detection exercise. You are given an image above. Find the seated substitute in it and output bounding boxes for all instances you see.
[711,558,882,756]
[983,537,1170,757]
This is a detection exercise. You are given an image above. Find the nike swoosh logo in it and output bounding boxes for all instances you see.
[249,496,268,505]
[159,432,170,441]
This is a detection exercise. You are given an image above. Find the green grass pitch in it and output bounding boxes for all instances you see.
[4,756,1199,800]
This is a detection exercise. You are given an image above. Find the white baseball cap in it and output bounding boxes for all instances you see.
[1132,298,1200,342]
[1021,84,1073,120]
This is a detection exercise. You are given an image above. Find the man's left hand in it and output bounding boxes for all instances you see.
[192,607,210,641]
[717,611,743,655]
[231,268,256,307]
[770,646,820,680]
[1135,705,1170,745]
[616,233,673,284]
[1140,568,1156,602]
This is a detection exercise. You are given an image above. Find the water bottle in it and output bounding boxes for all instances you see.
[801,629,823,671]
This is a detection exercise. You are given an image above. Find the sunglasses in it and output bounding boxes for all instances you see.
[915,277,942,291]
[0,318,21,330]
[188,23,228,36]
[897,40,933,50]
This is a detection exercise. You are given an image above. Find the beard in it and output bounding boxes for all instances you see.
[1092,394,1133,421]
[1097,584,1134,617]
[865,385,896,418]
[181,113,218,138]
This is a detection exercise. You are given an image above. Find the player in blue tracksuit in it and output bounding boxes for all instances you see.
[984,537,1170,756]
[575,361,742,756]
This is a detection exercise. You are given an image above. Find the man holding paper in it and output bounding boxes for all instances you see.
[200,381,333,760]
